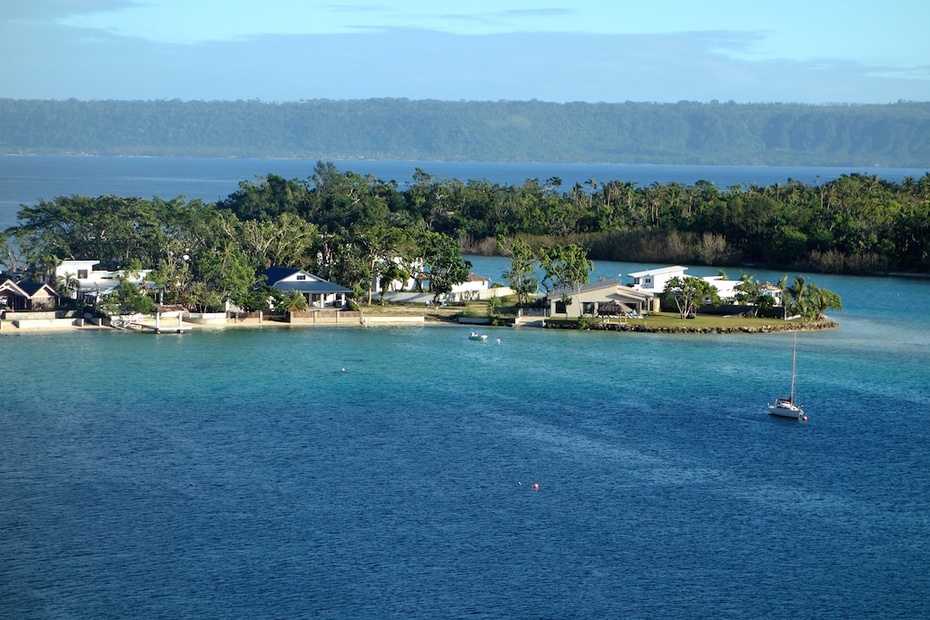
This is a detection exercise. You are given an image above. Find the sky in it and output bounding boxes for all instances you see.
[2,0,929,104]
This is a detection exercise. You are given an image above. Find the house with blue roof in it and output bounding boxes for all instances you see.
[261,267,351,309]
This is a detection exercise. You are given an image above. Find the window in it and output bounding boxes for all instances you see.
[555,301,567,314]
[296,275,307,281]
[77,270,88,279]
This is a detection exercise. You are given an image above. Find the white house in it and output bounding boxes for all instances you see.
[701,275,739,302]
[628,265,741,302]
[627,265,688,294]
[56,260,152,302]
[261,266,351,308]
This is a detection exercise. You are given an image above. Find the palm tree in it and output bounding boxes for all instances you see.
[278,290,308,313]
[785,276,806,317]
[57,271,81,301]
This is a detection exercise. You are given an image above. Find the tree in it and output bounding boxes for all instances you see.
[784,276,807,317]
[500,237,538,307]
[56,271,81,301]
[277,289,308,313]
[733,273,777,317]
[799,282,843,319]
[356,223,408,305]
[663,276,721,319]
[417,230,472,303]
[194,245,257,312]
[103,276,156,315]
[539,243,592,295]
[0,231,23,274]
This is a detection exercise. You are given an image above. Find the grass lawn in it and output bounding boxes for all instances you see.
[621,311,790,330]
[355,302,829,331]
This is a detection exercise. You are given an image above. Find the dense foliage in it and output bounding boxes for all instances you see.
[2,99,930,166]
[2,163,927,315]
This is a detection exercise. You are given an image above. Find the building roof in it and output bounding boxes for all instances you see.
[550,279,652,301]
[19,281,57,297]
[261,266,305,285]
[260,267,351,294]
[626,265,688,278]
[0,279,27,296]
[1,280,58,298]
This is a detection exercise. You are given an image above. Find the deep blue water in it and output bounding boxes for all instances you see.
[2,158,930,617]
[1,154,928,230]
[2,263,930,619]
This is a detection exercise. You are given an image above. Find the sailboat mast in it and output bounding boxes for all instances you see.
[790,331,798,402]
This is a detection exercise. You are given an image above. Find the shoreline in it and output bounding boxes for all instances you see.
[1,314,837,335]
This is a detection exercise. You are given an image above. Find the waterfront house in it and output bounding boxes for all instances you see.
[627,265,688,294]
[0,279,59,311]
[261,267,351,308]
[628,265,742,303]
[548,280,654,318]
[55,260,152,303]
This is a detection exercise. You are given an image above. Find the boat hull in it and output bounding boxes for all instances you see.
[768,401,804,419]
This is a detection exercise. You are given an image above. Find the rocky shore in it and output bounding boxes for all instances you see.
[550,317,839,333]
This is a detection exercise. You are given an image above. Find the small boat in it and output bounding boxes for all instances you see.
[768,331,807,420]
[468,331,488,341]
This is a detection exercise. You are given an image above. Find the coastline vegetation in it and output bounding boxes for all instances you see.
[0,161,899,319]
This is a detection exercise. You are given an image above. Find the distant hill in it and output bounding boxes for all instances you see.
[2,98,929,166]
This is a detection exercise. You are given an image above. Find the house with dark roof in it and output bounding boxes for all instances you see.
[261,267,351,308]
[0,279,59,312]
[548,280,654,318]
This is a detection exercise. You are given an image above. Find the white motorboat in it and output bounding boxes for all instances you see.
[468,331,488,341]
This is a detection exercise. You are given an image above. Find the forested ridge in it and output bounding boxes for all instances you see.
[2,98,930,166]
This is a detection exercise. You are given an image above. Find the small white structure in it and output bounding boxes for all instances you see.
[56,260,152,302]
[760,282,784,306]
[448,273,491,301]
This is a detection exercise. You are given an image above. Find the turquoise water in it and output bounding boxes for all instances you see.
[3,268,930,618]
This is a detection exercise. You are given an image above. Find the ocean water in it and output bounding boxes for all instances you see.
[2,158,930,617]
[3,267,930,618]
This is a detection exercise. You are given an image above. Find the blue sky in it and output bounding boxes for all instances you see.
[3,0,929,103]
